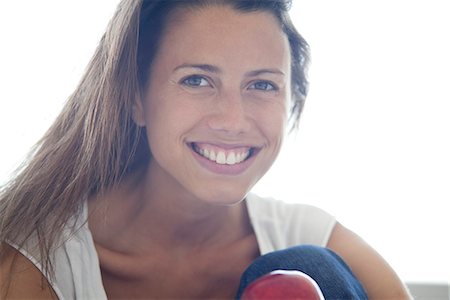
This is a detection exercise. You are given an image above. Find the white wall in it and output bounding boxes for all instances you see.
[1,0,449,284]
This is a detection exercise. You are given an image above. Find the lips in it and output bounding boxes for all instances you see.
[190,142,255,165]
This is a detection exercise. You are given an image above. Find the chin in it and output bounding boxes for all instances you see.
[182,168,265,206]
[197,188,250,207]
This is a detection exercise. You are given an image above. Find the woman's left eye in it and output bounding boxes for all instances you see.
[181,75,210,87]
[249,81,277,91]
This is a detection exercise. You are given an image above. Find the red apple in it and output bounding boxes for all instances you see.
[241,270,324,300]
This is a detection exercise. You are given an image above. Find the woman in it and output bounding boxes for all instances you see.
[0,0,410,299]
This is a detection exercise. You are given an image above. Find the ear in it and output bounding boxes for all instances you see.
[131,94,146,127]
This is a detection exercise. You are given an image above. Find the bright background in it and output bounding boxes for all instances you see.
[0,1,448,284]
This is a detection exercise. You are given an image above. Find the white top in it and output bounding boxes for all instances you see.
[10,194,336,300]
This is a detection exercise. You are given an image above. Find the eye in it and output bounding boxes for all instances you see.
[181,75,211,87]
[249,81,278,91]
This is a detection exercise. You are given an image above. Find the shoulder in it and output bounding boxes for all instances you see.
[0,243,58,299]
[246,193,334,220]
[1,203,107,300]
[327,223,412,299]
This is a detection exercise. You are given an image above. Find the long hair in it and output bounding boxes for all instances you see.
[0,0,309,278]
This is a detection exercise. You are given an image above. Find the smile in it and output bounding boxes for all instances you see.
[190,142,254,165]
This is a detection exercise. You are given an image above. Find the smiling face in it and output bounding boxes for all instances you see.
[133,5,291,205]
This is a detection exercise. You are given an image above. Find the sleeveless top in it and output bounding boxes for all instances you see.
[9,193,336,300]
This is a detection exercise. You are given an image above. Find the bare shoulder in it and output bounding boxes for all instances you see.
[327,222,412,300]
[0,243,57,299]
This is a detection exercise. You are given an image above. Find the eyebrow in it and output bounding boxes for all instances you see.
[245,68,286,77]
[173,64,221,74]
[173,64,285,77]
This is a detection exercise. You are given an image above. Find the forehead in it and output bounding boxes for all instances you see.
[166,4,282,34]
[153,5,291,72]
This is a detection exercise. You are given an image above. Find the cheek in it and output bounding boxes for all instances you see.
[253,100,288,136]
[144,96,200,148]
[262,106,288,154]
[143,95,175,153]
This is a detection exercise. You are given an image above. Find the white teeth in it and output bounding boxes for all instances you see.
[210,150,216,161]
[194,143,251,165]
[226,152,236,165]
[216,152,226,164]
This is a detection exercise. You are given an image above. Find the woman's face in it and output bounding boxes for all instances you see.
[134,5,291,205]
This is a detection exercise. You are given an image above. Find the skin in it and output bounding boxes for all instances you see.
[1,5,411,299]
[0,244,57,299]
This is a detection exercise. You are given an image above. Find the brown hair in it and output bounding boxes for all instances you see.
[0,0,309,279]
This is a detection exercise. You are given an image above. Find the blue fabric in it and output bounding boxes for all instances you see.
[235,245,368,299]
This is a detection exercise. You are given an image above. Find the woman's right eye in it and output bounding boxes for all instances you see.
[181,75,210,87]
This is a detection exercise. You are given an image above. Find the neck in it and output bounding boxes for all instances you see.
[89,164,251,254]
[147,197,245,248]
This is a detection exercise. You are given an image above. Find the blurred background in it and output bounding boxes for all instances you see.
[0,0,448,295]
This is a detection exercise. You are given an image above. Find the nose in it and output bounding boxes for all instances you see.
[207,92,251,134]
